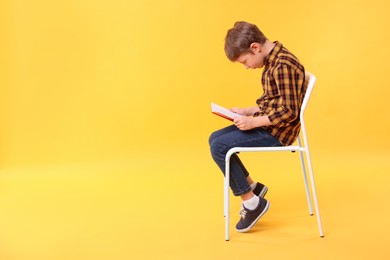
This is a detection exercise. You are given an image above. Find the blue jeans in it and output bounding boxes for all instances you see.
[209,125,282,196]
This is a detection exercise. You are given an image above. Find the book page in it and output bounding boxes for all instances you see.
[211,102,240,121]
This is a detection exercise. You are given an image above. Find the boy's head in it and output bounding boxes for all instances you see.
[224,21,269,68]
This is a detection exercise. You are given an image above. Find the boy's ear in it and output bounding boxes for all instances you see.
[250,43,261,53]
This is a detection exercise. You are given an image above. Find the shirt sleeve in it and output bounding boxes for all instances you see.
[267,64,304,126]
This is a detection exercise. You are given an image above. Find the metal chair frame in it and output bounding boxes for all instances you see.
[224,71,324,241]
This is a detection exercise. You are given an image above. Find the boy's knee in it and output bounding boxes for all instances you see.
[210,141,228,160]
[208,131,218,146]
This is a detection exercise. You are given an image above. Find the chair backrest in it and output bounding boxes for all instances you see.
[300,71,316,119]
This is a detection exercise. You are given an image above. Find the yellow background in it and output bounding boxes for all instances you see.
[1,0,390,259]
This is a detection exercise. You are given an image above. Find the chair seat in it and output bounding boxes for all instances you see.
[227,146,304,155]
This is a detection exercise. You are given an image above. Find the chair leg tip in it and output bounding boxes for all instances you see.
[320,235,325,238]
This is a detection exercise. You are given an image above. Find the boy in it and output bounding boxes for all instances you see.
[209,21,306,232]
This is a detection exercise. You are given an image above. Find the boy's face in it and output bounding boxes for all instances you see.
[236,43,264,69]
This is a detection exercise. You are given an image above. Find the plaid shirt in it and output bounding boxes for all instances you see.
[254,42,306,146]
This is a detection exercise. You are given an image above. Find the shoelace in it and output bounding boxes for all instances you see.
[240,208,247,219]
[239,204,244,216]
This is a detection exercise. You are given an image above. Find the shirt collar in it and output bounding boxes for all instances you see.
[264,41,283,66]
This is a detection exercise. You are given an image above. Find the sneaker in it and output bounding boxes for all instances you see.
[253,182,268,198]
[236,197,270,233]
[239,182,268,216]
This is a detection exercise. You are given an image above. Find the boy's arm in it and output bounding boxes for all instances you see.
[266,65,304,126]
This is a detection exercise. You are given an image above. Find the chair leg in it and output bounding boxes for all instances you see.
[305,149,325,238]
[298,138,313,215]
[224,158,230,241]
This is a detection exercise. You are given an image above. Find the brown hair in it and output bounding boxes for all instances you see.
[224,21,268,61]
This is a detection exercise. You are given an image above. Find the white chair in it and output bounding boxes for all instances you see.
[224,71,324,241]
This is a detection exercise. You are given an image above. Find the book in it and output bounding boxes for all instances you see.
[211,102,240,121]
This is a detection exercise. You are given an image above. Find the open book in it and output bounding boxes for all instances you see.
[211,102,240,121]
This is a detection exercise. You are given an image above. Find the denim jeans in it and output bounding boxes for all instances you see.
[209,125,282,196]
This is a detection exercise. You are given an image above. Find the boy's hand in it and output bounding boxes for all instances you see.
[233,116,255,131]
